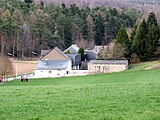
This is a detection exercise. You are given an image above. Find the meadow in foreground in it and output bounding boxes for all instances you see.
[0,68,160,120]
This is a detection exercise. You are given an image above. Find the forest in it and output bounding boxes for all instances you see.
[35,0,160,6]
[100,12,160,62]
[0,0,142,59]
[35,0,160,23]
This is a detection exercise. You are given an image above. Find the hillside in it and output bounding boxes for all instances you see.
[35,0,160,22]
[0,63,160,120]
[35,0,160,7]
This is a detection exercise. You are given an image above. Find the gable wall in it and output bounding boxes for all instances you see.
[41,49,69,60]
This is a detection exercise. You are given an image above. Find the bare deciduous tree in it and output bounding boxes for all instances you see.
[0,55,13,79]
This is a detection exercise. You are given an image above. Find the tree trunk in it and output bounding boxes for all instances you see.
[1,35,4,56]
[12,35,16,58]
[31,34,35,60]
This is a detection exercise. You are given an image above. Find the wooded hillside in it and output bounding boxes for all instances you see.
[0,0,141,59]
[35,0,160,6]
[35,0,160,23]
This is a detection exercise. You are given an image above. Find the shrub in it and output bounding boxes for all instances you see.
[78,48,85,61]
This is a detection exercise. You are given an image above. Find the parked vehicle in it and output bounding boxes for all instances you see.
[21,74,29,82]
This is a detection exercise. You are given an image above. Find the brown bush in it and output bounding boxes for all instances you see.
[0,55,13,77]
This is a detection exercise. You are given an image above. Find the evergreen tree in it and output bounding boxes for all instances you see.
[146,12,160,59]
[147,25,159,59]
[130,25,137,53]
[24,0,33,4]
[24,0,33,8]
[63,17,73,48]
[94,11,105,45]
[116,25,129,45]
[116,25,130,58]
[86,15,95,49]
[56,14,73,48]
[147,12,158,27]
[0,9,11,56]
[78,48,85,61]
[69,4,80,16]
[134,19,148,61]
[156,32,160,58]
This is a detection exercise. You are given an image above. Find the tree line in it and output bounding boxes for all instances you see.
[102,12,160,62]
[0,0,141,59]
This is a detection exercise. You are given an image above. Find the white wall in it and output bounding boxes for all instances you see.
[34,70,71,78]
[34,60,72,78]
[67,60,72,71]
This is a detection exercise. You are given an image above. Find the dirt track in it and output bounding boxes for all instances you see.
[12,61,37,75]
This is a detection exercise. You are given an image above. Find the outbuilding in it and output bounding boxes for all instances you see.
[88,60,128,73]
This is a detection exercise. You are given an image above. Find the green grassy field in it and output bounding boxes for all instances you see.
[0,64,160,120]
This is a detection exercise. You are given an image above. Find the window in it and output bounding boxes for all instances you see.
[49,71,52,74]
[99,66,101,70]
[103,66,105,71]
[66,71,69,74]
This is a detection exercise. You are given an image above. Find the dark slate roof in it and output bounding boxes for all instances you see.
[89,60,128,64]
[66,54,81,66]
[66,54,80,58]
[36,60,70,70]
[41,50,51,57]
[85,50,97,61]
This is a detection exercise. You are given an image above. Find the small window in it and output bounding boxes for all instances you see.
[41,71,43,72]
[103,66,105,71]
[99,66,101,69]
[49,71,52,74]
[66,71,69,74]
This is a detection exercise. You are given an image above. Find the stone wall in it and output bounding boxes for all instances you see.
[88,63,128,73]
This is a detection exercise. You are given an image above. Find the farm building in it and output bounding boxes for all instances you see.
[64,44,79,54]
[34,47,72,78]
[64,44,82,70]
[88,60,128,73]
[85,44,114,61]
[84,50,97,61]
[66,54,81,70]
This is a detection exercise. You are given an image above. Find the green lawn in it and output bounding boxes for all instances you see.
[0,68,160,120]
[128,60,160,72]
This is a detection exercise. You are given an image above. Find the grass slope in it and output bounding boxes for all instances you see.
[0,68,160,120]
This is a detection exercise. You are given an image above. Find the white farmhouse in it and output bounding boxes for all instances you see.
[34,47,72,78]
